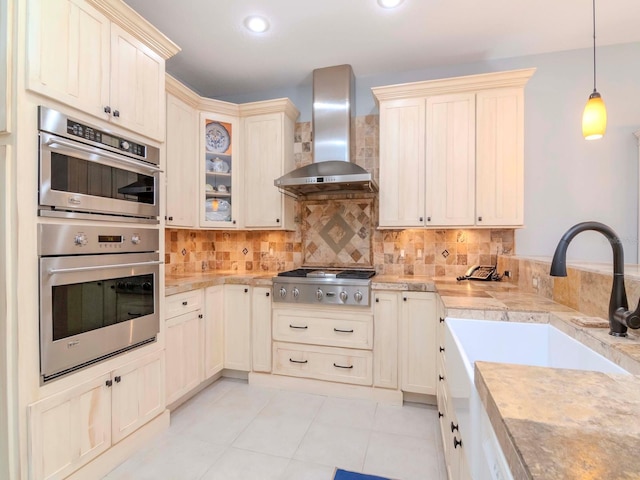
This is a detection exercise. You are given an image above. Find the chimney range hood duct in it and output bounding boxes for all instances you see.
[274,64,378,197]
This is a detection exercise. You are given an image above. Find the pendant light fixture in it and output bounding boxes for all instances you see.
[582,0,607,140]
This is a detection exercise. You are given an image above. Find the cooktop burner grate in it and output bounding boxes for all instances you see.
[277,268,375,280]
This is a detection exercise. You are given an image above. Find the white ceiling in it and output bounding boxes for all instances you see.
[124,0,640,99]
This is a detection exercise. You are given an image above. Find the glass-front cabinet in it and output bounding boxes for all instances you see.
[200,111,240,228]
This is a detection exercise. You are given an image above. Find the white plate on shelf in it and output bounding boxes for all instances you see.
[205,122,230,153]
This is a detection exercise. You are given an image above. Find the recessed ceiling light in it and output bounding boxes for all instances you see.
[377,0,404,8]
[244,15,270,33]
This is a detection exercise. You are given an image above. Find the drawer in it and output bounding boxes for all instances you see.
[273,342,373,386]
[165,289,203,319]
[273,310,372,349]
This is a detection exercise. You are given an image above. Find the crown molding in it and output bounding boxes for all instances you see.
[198,96,240,117]
[372,68,537,103]
[238,98,300,120]
[86,0,180,59]
[165,74,200,108]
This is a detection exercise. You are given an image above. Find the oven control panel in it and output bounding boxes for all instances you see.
[38,224,159,256]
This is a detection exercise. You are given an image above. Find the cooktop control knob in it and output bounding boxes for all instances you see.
[74,233,88,246]
[279,287,287,298]
[131,234,141,245]
[316,289,324,301]
[339,291,348,302]
[292,287,300,298]
[354,291,363,303]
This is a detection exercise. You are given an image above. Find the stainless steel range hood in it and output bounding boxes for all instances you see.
[274,65,378,197]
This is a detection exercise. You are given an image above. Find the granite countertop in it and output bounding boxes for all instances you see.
[475,362,640,480]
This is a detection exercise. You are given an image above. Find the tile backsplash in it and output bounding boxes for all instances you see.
[166,114,515,276]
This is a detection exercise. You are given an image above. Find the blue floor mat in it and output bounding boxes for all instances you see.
[333,469,391,480]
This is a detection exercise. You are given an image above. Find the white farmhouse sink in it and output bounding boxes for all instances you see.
[444,318,629,480]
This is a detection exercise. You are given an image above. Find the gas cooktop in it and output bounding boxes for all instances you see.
[277,268,375,280]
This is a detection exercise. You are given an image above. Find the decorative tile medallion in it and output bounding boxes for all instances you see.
[302,198,373,267]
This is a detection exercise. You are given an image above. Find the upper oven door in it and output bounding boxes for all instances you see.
[39,132,161,220]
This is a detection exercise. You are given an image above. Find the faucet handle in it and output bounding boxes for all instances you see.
[614,305,640,330]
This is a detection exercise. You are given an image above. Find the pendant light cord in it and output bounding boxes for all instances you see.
[592,0,597,93]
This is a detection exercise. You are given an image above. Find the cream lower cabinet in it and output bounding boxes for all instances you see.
[165,311,203,405]
[373,69,534,228]
[241,101,299,230]
[400,292,437,394]
[223,284,252,371]
[28,350,164,480]
[252,286,272,372]
[204,285,225,378]
[26,0,174,141]
[373,291,399,389]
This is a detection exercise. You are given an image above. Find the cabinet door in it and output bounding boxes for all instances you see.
[165,310,203,405]
[476,88,524,226]
[204,285,224,378]
[109,24,165,141]
[378,99,426,228]
[223,284,251,371]
[252,287,272,372]
[28,374,112,480]
[26,0,110,120]
[201,112,241,228]
[0,0,9,134]
[373,291,399,389]
[400,292,437,394]
[111,350,164,444]
[426,93,476,226]
[243,113,293,229]
[165,93,198,227]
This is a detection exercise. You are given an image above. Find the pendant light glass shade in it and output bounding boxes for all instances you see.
[582,91,607,140]
[583,0,606,140]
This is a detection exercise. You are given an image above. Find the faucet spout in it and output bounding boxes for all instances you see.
[549,221,629,337]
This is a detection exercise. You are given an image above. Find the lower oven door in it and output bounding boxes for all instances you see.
[40,251,160,381]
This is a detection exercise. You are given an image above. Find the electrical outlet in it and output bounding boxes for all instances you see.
[532,277,539,289]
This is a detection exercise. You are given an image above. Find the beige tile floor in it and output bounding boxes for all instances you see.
[104,378,447,480]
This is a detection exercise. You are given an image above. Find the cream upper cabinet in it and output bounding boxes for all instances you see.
[378,99,425,228]
[0,0,10,134]
[425,93,476,226]
[223,284,251,371]
[475,88,525,226]
[165,86,198,227]
[26,0,178,141]
[108,23,165,141]
[373,68,535,229]
[400,292,437,394]
[241,99,299,230]
[200,110,241,228]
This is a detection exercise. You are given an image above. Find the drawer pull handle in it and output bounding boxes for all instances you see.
[182,301,188,306]
[439,317,445,323]
[439,375,444,381]
[333,363,354,369]
[438,411,444,418]
[289,358,308,364]
[289,324,308,329]
[453,437,462,449]
[439,346,445,352]
[333,328,354,333]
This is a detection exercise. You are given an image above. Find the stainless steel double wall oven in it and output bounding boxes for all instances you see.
[37,107,162,382]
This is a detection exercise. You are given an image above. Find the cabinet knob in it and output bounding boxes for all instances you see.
[105,379,113,387]
[167,216,174,221]
[419,217,423,222]
[266,292,270,297]
[453,437,462,449]
[438,411,444,418]
[244,288,248,293]
[403,297,407,302]
[104,106,111,114]
[114,375,121,383]
[478,216,483,222]
[439,375,444,381]
[198,314,203,319]
[451,422,459,432]
[182,301,188,306]
[232,220,236,225]
[439,317,445,323]
[439,346,445,352]
[113,109,120,118]
[375,298,379,303]
[276,218,280,223]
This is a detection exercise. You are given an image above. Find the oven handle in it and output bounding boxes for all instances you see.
[47,260,162,275]
[45,137,163,174]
